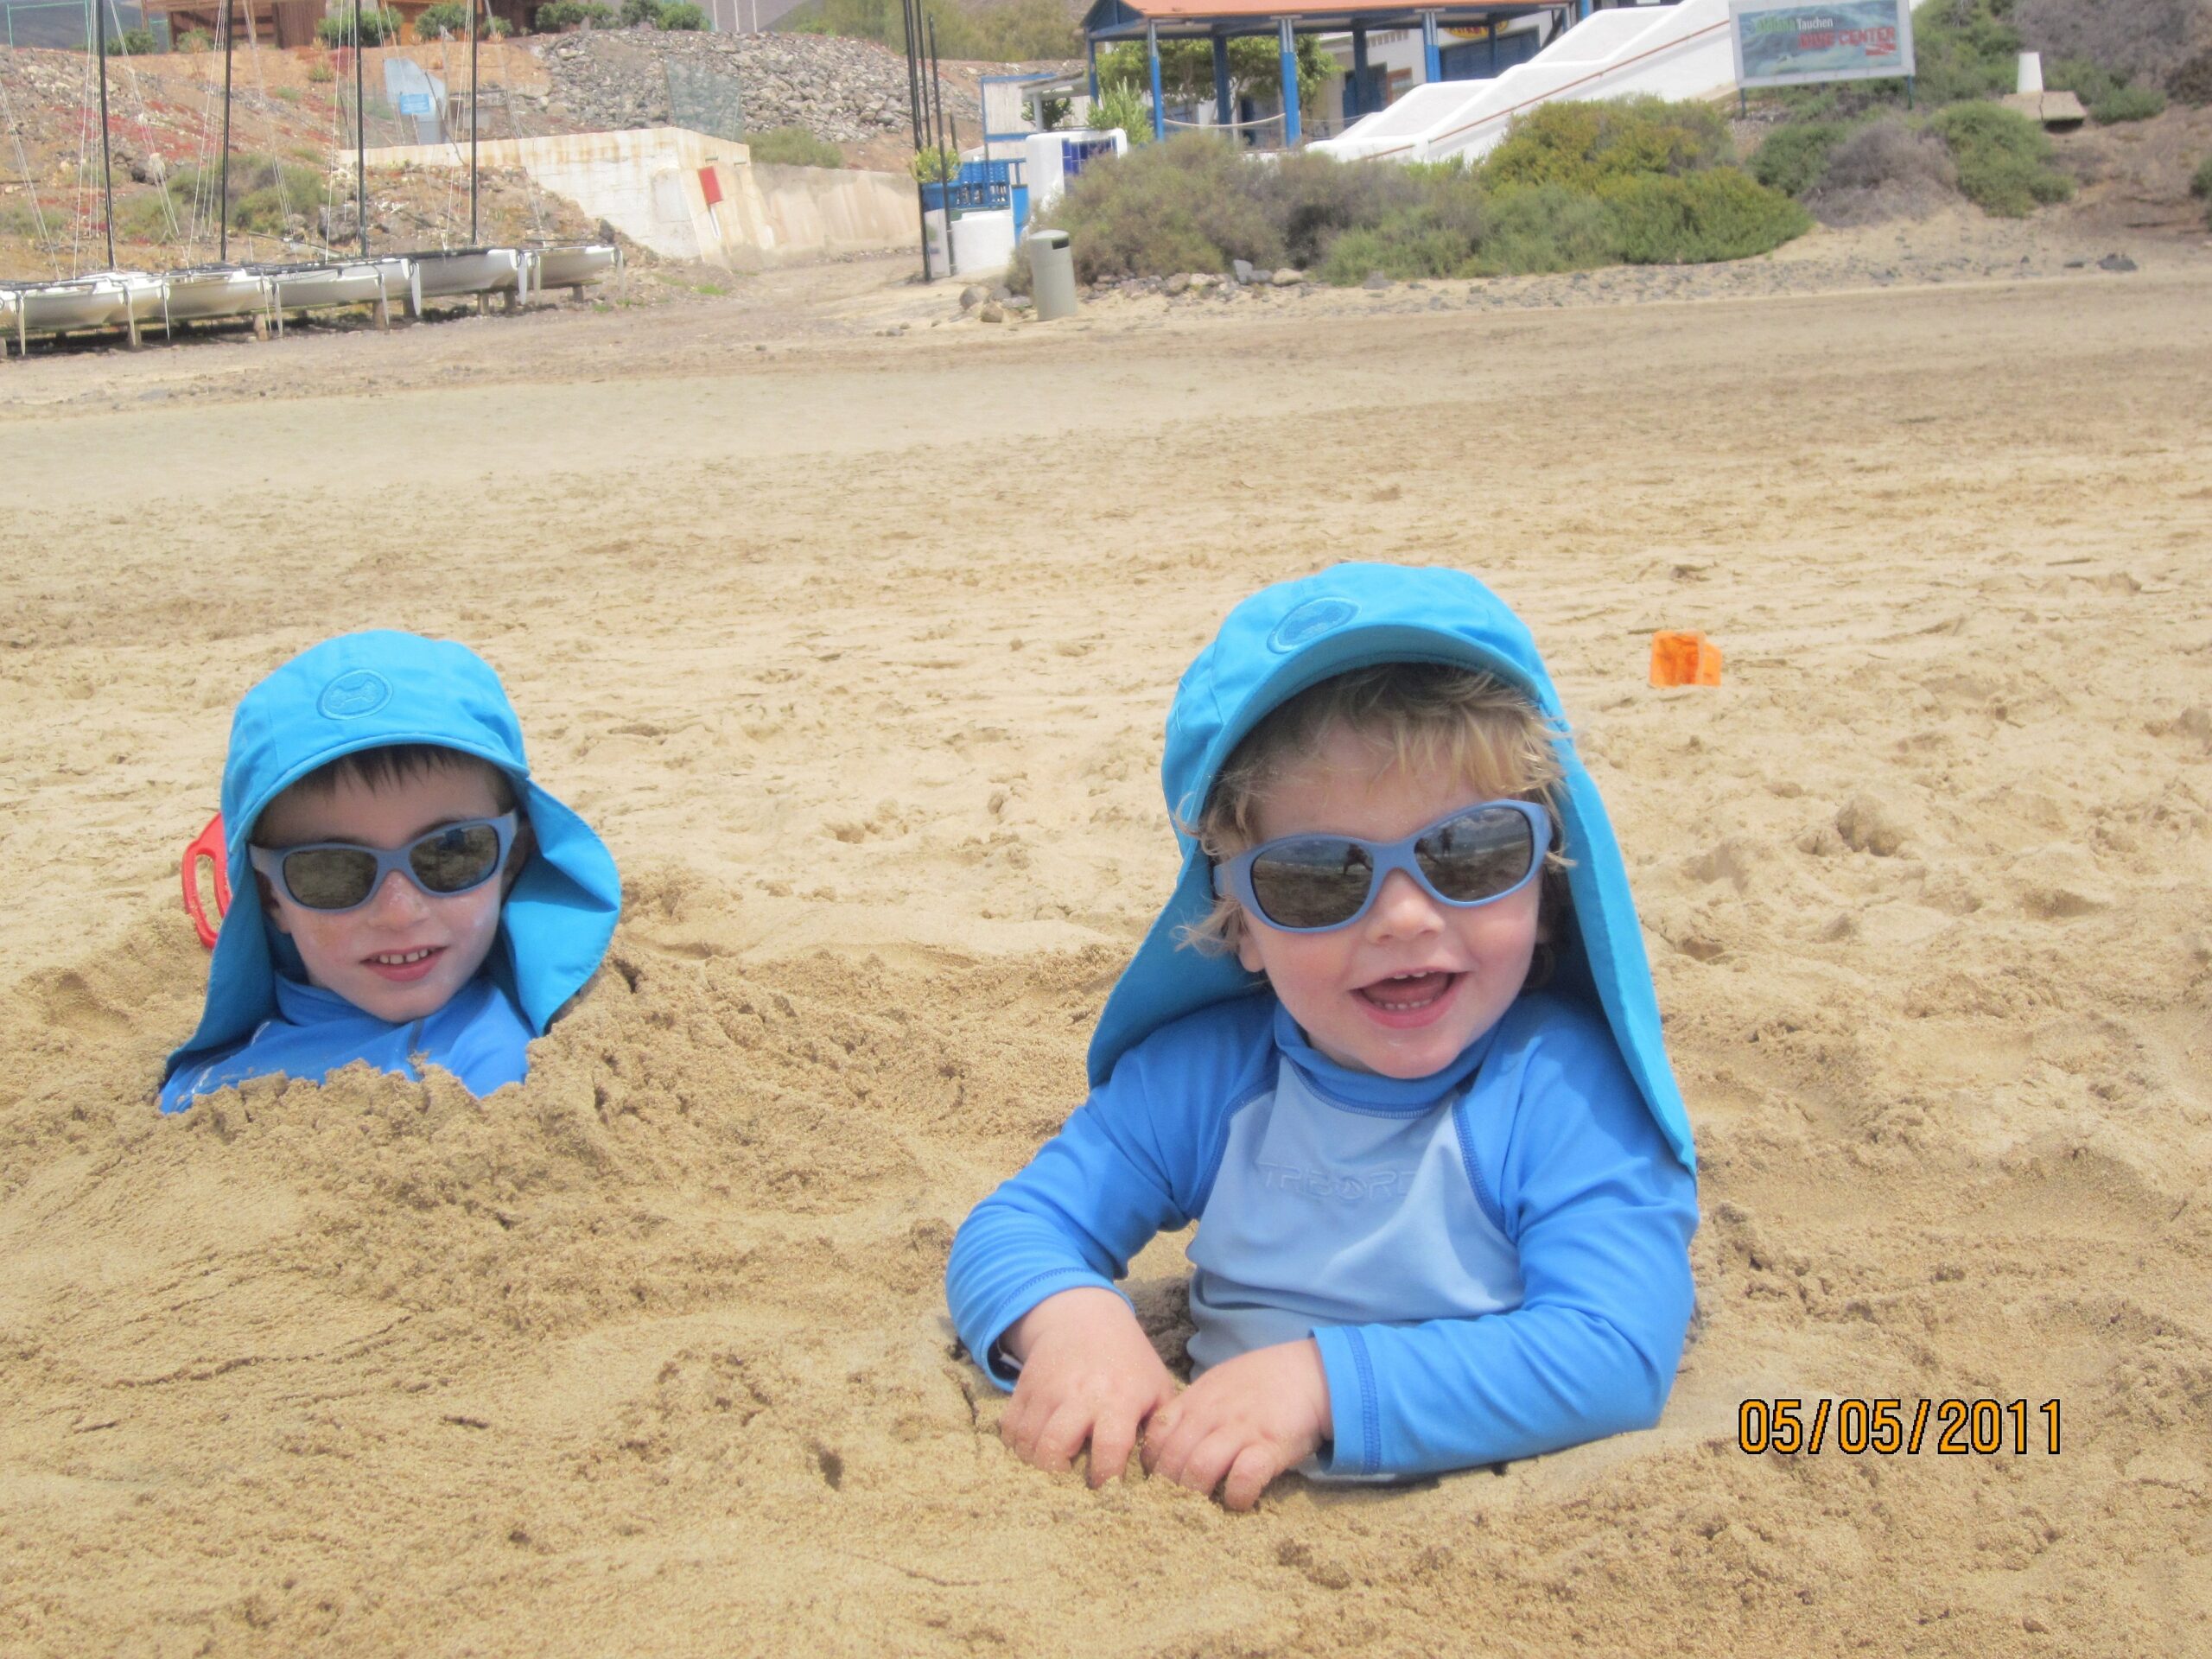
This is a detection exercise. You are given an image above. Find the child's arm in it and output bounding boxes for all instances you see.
[1310,1013,1698,1479]
[945,998,1271,1481]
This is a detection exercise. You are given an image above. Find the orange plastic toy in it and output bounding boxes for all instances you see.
[1649,631,1723,688]
[181,811,230,949]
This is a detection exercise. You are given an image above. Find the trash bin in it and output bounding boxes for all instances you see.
[1027,229,1077,321]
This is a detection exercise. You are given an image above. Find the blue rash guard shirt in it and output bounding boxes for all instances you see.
[944,990,1698,1481]
[158,971,533,1114]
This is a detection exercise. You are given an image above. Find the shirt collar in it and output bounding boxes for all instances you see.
[271,973,393,1028]
[1271,1000,1497,1113]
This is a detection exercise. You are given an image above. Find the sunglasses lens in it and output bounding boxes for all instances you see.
[1415,806,1537,904]
[1248,838,1375,929]
[409,823,503,894]
[281,847,379,911]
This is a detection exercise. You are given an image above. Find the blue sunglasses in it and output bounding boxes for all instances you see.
[249,812,519,913]
[1214,799,1550,932]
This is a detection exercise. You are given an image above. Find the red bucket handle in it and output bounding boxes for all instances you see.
[182,811,230,950]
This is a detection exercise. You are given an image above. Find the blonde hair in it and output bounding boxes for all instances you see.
[1180,663,1572,962]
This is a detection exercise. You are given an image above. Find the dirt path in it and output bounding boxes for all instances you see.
[1,258,2208,1657]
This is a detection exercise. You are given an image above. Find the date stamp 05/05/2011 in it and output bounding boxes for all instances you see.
[1737,1398,2064,1457]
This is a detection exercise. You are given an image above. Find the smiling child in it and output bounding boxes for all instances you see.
[159,632,620,1114]
[944,564,1699,1509]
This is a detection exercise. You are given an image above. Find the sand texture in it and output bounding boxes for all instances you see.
[1,264,2209,1656]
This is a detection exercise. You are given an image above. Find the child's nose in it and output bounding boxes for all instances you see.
[364,868,429,922]
[1365,868,1443,939]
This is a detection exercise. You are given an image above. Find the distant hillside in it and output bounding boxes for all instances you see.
[775,0,1081,64]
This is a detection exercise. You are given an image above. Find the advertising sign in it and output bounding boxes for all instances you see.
[1729,0,1915,89]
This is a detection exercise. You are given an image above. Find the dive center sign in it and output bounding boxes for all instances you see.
[1728,0,1916,89]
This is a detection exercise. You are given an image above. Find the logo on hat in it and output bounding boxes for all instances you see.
[318,670,392,721]
[1268,597,1359,653]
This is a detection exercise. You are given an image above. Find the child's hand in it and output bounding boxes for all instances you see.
[1141,1338,1332,1511]
[997,1287,1179,1488]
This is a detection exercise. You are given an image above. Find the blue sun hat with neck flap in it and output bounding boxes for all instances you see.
[1087,563,1694,1173]
[162,631,622,1090]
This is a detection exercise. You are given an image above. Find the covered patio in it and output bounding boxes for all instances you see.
[1081,0,1575,146]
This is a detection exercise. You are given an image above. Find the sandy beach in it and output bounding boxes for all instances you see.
[1,243,2208,1656]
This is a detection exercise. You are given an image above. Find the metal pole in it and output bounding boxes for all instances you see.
[354,0,367,255]
[1146,20,1162,142]
[902,0,930,280]
[1278,16,1299,145]
[219,0,234,260]
[928,16,952,156]
[95,0,114,267]
[928,15,955,276]
[901,0,923,149]
[469,0,480,243]
[1212,32,1230,127]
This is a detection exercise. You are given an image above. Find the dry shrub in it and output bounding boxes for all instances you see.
[1806,118,1960,225]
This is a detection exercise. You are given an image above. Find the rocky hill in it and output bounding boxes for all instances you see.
[530,29,982,148]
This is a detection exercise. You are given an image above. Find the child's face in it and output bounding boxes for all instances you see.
[256,762,510,1026]
[1232,722,1543,1079]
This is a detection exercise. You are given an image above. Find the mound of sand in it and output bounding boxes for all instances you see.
[1,268,2208,1656]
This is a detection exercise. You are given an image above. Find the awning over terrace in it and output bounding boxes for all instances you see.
[1083,0,1568,144]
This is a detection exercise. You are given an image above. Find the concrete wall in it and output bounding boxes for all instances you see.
[365,127,918,269]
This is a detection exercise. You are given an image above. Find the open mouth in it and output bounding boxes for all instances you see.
[1356,970,1461,1025]
[363,946,444,983]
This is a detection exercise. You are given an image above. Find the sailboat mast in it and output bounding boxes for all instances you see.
[95,0,114,267]
[219,0,233,260]
[468,0,479,244]
[353,0,365,254]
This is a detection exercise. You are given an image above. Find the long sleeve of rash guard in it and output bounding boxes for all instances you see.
[1310,1013,1698,1479]
[944,996,1275,1386]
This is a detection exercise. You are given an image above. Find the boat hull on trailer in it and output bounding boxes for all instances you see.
[161,268,270,324]
[413,248,528,301]
[534,244,618,289]
[7,271,160,336]
[263,259,393,313]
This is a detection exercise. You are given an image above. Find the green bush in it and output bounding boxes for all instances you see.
[416,1,466,33]
[1486,95,1732,192]
[1035,133,1282,283]
[659,1,706,25]
[1252,147,1426,269]
[2091,84,2165,122]
[1314,186,1485,283]
[2194,153,2212,227]
[1929,101,2074,214]
[114,25,156,52]
[620,0,663,23]
[1089,82,1151,143]
[1751,120,1847,196]
[909,143,958,181]
[175,25,213,48]
[315,7,398,44]
[746,125,842,168]
[1910,0,2024,107]
[1020,104,1811,291]
[1468,181,1618,275]
[1604,168,1813,263]
[537,0,615,25]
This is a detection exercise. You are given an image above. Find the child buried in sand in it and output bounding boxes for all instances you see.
[945,564,1698,1509]
[159,632,620,1114]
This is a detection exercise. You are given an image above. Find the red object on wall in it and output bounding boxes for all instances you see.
[698,167,722,206]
